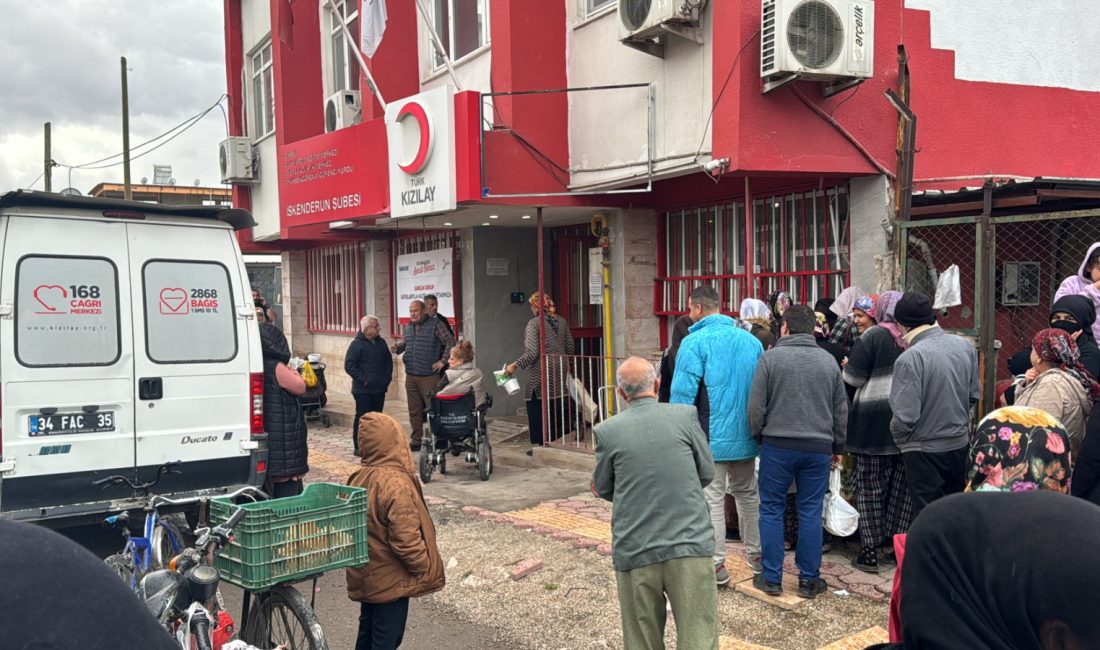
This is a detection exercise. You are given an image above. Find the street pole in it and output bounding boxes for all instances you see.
[121,56,132,200]
[43,122,52,192]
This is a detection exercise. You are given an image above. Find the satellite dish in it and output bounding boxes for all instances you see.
[59,187,83,196]
[141,177,148,184]
[169,178,176,185]
[193,179,201,187]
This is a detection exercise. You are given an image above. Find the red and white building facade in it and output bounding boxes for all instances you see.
[222,0,1100,410]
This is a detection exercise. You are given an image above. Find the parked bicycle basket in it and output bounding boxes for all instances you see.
[209,482,368,590]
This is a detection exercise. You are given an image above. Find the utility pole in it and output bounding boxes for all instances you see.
[121,56,132,200]
[43,122,52,192]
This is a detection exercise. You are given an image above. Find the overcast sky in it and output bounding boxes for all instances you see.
[0,0,228,193]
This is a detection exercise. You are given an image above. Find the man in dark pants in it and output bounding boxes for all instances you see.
[888,292,980,516]
[345,315,393,456]
[392,300,455,451]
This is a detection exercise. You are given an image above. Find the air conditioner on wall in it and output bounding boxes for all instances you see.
[619,0,707,58]
[1001,261,1041,307]
[760,0,874,95]
[219,137,257,184]
[324,89,362,133]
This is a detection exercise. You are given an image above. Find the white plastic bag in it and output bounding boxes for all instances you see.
[933,263,962,310]
[567,373,599,423]
[822,468,859,537]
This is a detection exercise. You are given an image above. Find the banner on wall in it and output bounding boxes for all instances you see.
[395,247,454,323]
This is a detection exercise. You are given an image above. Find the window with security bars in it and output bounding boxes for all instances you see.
[657,186,850,316]
[307,243,363,334]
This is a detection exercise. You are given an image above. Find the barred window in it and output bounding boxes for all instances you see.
[657,186,849,316]
[307,243,363,334]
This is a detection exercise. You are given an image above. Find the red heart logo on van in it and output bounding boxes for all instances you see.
[33,285,68,312]
[159,288,189,314]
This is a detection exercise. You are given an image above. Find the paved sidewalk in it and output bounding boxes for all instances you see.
[303,418,892,649]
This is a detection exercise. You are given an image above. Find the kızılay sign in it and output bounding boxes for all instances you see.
[386,85,457,219]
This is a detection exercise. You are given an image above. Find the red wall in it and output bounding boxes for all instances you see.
[710,1,1100,182]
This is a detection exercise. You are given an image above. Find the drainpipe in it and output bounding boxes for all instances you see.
[592,214,614,416]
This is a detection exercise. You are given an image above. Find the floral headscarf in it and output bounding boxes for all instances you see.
[853,295,876,319]
[966,406,1072,494]
[813,311,831,339]
[767,291,792,318]
[1033,328,1100,401]
[874,290,907,350]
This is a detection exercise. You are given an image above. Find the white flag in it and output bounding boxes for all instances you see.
[361,0,387,58]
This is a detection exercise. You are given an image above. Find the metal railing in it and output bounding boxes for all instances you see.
[538,353,660,453]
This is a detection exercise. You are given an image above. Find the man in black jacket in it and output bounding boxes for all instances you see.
[345,315,394,456]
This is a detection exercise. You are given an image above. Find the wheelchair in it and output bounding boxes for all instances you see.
[419,389,494,483]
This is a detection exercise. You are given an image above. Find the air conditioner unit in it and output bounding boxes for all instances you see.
[325,89,362,133]
[619,0,706,58]
[761,0,874,94]
[219,137,256,184]
[1001,261,1041,307]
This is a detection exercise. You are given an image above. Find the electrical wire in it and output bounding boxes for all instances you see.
[791,85,895,179]
[693,28,761,163]
[57,98,227,173]
[23,171,45,190]
[55,95,228,170]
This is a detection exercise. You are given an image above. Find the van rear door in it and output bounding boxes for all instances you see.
[0,215,136,517]
[128,222,254,493]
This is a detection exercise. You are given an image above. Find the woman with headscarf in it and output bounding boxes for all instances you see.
[814,298,838,331]
[1049,294,1100,380]
[766,290,792,340]
[966,406,1072,494]
[828,286,864,354]
[842,290,912,573]
[851,295,878,335]
[505,291,575,453]
[876,491,1100,650]
[813,311,845,368]
[739,298,775,350]
[1072,408,1100,506]
[1014,328,1099,456]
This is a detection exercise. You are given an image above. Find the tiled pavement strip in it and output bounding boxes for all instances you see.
[304,403,890,649]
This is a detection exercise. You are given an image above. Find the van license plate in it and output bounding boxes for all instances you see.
[28,412,115,436]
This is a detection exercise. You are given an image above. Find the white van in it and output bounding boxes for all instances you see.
[0,190,267,525]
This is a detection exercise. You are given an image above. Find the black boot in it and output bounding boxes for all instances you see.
[851,546,880,573]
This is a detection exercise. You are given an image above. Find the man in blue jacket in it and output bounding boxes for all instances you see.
[345,315,394,456]
[671,285,764,586]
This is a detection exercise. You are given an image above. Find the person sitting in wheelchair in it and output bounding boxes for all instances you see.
[436,340,487,408]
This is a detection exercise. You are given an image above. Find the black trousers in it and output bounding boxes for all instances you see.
[266,478,303,499]
[355,598,409,650]
[353,393,387,452]
[903,447,968,518]
[525,397,572,445]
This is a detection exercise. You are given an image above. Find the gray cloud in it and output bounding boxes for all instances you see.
[0,0,229,192]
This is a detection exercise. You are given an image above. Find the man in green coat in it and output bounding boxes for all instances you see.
[593,357,719,650]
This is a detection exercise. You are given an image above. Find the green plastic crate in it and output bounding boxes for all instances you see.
[209,482,369,590]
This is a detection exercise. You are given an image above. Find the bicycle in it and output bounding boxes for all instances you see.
[135,486,326,650]
[96,469,329,650]
[98,461,188,590]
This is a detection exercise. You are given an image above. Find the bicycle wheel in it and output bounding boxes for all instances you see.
[242,585,328,650]
[105,553,135,591]
[151,519,184,568]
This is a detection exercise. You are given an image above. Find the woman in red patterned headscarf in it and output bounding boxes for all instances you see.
[1014,328,1100,457]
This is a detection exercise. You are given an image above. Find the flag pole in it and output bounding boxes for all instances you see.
[413,0,463,91]
[324,0,387,111]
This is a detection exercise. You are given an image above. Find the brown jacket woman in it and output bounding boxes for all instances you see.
[346,413,445,604]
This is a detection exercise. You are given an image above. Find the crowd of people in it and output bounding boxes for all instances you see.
[596,242,1100,649]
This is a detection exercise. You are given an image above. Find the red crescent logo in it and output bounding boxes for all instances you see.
[396,101,434,175]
